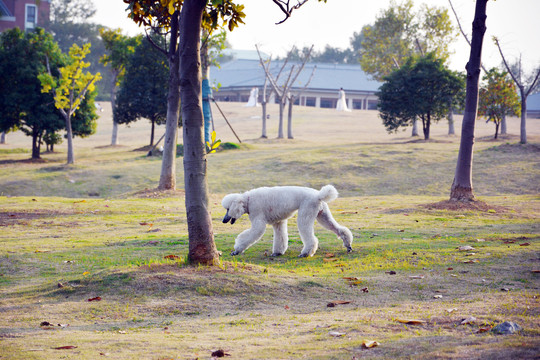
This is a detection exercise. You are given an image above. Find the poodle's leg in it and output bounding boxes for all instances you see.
[297,203,320,257]
[316,202,353,252]
[231,219,266,256]
[271,220,288,256]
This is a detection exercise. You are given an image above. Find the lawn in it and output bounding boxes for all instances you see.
[0,103,539,359]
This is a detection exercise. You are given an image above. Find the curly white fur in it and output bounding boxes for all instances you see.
[222,185,353,257]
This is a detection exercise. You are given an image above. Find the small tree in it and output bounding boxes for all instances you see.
[494,38,540,145]
[114,35,169,146]
[39,43,101,164]
[100,28,139,146]
[377,53,463,140]
[0,28,65,159]
[478,68,521,139]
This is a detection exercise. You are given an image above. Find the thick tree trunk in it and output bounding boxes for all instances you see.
[110,71,119,145]
[158,11,181,191]
[179,0,219,266]
[450,0,488,201]
[494,121,499,139]
[448,108,455,135]
[519,87,527,144]
[287,95,294,139]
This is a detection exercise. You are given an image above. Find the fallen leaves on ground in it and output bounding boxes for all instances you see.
[211,349,231,357]
[409,275,425,279]
[362,339,380,348]
[329,331,346,337]
[396,319,426,325]
[53,346,77,350]
[460,316,476,325]
[477,326,492,333]
[463,259,479,264]
[323,258,338,262]
[324,253,335,258]
[519,242,530,246]
[87,297,102,302]
[327,300,351,307]
[457,245,475,251]
[164,254,180,260]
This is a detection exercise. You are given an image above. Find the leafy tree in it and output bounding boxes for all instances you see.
[494,38,540,144]
[359,0,456,81]
[39,43,101,164]
[114,35,169,146]
[450,0,488,202]
[377,53,463,140]
[0,28,65,159]
[478,68,521,139]
[124,0,324,265]
[100,28,140,145]
[47,0,110,100]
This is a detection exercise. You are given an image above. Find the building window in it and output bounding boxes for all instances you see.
[25,4,37,29]
[320,98,335,109]
[305,97,316,107]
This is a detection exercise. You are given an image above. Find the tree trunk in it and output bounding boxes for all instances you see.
[179,0,219,266]
[519,86,527,144]
[150,119,155,146]
[448,108,455,135]
[411,117,419,136]
[277,97,284,138]
[65,114,75,164]
[500,113,507,135]
[158,10,181,191]
[31,131,40,159]
[110,70,120,145]
[287,95,294,139]
[450,0,488,201]
[494,121,499,139]
[261,101,268,138]
[0,131,5,144]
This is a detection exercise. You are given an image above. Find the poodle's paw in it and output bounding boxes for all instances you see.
[346,246,353,253]
[298,253,309,258]
[270,252,283,257]
[230,250,241,256]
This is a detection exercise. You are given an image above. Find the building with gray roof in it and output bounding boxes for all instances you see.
[210,58,382,110]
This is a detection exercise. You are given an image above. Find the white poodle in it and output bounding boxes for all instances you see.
[221,185,353,257]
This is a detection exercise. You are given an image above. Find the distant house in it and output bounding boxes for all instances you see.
[527,92,540,119]
[0,0,50,32]
[210,56,381,110]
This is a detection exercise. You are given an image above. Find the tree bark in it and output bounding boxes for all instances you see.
[287,94,294,139]
[179,0,219,266]
[411,118,419,136]
[158,11,181,191]
[450,0,488,201]
[64,111,75,164]
[150,119,155,146]
[31,131,40,159]
[110,70,120,145]
[518,86,527,144]
[448,108,455,135]
[277,97,284,138]
[500,113,507,135]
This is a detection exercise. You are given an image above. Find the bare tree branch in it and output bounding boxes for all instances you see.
[272,0,311,24]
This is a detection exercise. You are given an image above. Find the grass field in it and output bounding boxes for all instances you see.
[0,102,539,359]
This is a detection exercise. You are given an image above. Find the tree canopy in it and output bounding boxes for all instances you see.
[114,35,170,146]
[478,68,521,139]
[377,53,464,140]
[360,0,456,81]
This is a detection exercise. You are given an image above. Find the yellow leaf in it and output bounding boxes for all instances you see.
[211,130,216,143]
[396,319,426,325]
[362,339,380,348]
[168,1,175,15]
[83,271,90,276]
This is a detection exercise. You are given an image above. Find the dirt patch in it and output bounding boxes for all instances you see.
[421,199,509,213]
[0,158,47,165]
[0,209,76,226]
[131,188,185,199]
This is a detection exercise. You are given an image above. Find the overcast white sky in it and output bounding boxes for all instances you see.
[91,0,540,73]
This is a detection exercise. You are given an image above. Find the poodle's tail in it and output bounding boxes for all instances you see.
[318,185,339,203]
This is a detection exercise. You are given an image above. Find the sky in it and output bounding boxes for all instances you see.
[91,0,540,73]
